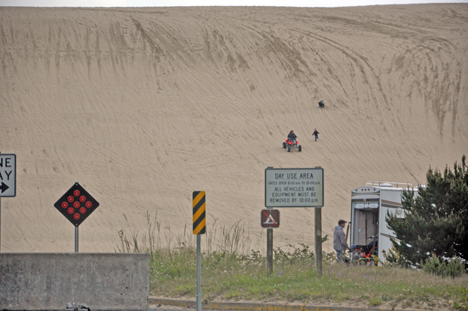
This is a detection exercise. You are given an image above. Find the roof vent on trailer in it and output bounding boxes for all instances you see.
[380,183,394,187]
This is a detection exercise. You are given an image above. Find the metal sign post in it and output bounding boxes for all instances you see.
[261,209,279,274]
[266,228,273,274]
[0,153,17,253]
[75,227,79,253]
[196,234,202,311]
[265,167,324,277]
[0,150,1,252]
[193,191,206,311]
[315,208,322,277]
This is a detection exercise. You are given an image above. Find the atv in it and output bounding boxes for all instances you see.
[283,138,302,152]
[349,238,378,265]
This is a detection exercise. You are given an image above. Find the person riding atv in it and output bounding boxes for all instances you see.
[287,130,297,144]
[283,130,301,152]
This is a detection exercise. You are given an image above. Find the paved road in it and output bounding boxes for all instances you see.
[150,306,195,311]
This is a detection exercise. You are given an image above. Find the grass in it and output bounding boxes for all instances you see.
[117,212,468,310]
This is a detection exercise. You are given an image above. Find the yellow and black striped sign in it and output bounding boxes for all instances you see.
[193,191,206,235]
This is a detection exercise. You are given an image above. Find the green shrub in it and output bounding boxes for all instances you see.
[273,243,315,264]
[368,296,383,306]
[383,246,411,268]
[446,258,466,277]
[422,254,465,278]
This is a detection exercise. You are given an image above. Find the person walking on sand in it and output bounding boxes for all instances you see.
[333,220,349,262]
[313,129,319,142]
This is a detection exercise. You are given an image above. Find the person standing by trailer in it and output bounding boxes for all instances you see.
[313,129,319,142]
[333,220,349,261]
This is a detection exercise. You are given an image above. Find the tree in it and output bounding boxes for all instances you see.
[386,155,468,265]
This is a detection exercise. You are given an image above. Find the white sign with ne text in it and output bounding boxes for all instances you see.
[0,154,16,197]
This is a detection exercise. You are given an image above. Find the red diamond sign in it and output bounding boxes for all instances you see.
[54,182,99,227]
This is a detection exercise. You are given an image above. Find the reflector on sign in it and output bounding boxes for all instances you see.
[54,182,100,227]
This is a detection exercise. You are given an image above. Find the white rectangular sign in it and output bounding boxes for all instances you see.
[265,167,323,208]
[0,154,16,197]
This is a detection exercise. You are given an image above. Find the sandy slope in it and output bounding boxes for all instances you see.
[0,4,467,252]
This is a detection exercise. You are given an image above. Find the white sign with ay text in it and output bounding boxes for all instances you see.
[0,154,16,197]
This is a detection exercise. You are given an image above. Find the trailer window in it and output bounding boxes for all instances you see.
[354,202,379,209]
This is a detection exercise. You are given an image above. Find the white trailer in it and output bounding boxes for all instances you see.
[349,181,420,262]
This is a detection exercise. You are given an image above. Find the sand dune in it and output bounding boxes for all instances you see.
[1,4,467,252]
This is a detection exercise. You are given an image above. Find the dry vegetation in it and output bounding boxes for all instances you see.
[117,215,468,310]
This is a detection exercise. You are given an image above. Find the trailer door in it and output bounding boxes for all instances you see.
[379,189,405,261]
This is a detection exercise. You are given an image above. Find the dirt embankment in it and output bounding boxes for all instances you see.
[1,4,467,252]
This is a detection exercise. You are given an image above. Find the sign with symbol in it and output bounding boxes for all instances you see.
[192,191,206,235]
[265,167,324,208]
[54,183,99,227]
[261,209,280,228]
[0,154,16,197]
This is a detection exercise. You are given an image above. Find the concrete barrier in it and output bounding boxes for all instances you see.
[0,253,149,311]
